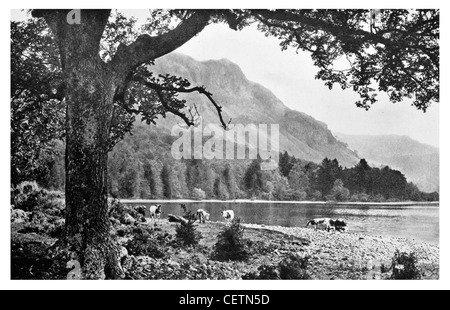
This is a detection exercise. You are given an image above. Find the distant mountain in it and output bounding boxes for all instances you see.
[150,53,359,167]
[335,133,439,193]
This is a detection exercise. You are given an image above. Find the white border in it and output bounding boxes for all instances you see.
[2,0,448,290]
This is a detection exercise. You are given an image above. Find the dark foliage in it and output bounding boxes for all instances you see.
[243,253,311,280]
[11,19,65,187]
[390,250,423,280]
[124,226,169,258]
[279,151,295,177]
[279,253,311,279]
[242,264,280,280]
[213,218,249,261]
[175,209,202,246]
[243,156,264,195]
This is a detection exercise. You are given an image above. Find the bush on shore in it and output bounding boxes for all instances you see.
[243,253,311,280]
[213,218,249,261]
[390,250,423,280]
[175,209,202,247]
[124,226,170,258]
[279,253,311,279]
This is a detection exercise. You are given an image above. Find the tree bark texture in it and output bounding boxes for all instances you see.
[35,9,124,279]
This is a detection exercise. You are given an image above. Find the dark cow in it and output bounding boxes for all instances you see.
[306,218,347,232]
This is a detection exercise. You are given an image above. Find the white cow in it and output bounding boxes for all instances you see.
[147,204,162,221]
[196,209,210,223]
[222,210,235,222]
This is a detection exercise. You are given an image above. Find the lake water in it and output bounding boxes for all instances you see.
[122,201,439,245]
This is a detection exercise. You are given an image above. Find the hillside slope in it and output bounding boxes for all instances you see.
[335,134,439,193]
[149,53,359,167]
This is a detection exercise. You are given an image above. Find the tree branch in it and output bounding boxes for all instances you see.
[252,9,439,67]
[154,89,195,127]
[111,11,212,74]
[134,77,230,129]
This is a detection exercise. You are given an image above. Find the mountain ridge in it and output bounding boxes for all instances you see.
[144,53,438,193]
[150,53,360,167]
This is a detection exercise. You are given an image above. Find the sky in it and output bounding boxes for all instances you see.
[11,9,440,147]
[174,23,440,148]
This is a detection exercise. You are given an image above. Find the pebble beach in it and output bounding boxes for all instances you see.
[244,223,440,279]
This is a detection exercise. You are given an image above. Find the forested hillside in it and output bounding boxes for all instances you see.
[336,134,439,193]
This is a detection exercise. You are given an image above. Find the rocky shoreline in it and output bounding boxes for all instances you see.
[11,188,439,280]
[243,222,440,279]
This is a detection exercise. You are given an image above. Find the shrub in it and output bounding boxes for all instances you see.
[125,226,167,258]
[175,210,202,247]
[243,253,311,280]
[279,253,311,280]
[390,250,423,280]
[213,218,248,261]
[242,265,279,280]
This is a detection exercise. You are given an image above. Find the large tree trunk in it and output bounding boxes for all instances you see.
[36,10,124,279]
[64,62,123,279]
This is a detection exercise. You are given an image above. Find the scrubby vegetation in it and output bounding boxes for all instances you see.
[124,226,168,258]
[213,218,249,261]
[279,253,311,279]
[243,253,311,280]
[389,250,423,280]
[175,209,202,247]
[242,265,279,280]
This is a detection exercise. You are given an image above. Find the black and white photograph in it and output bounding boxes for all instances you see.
[5,1,448,290]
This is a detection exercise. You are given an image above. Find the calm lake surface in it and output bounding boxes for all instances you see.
[122,201,439,245]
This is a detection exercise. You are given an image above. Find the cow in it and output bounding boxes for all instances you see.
[222,210,234,222]
[147,204,162,221]
[306,218,348,232]
[331,218,348,232]
[196,209,210,223]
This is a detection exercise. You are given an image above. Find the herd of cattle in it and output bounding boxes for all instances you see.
[144,204,347,232]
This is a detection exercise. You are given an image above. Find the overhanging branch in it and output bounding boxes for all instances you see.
[111,11,212,74]
[133,76,231,129]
